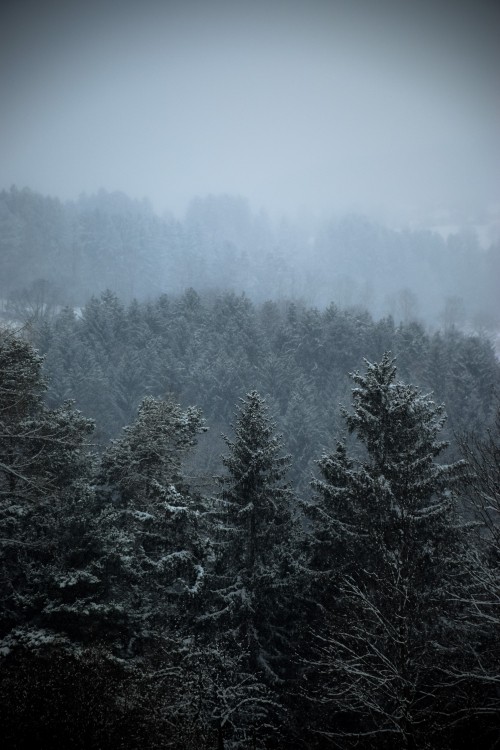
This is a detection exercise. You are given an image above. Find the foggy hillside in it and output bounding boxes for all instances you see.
[1,1,500,747]
[1,186,499,331]
[27,285,499,491]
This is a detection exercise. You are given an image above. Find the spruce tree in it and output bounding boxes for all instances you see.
[0,329,132,747]
[454,408,500,742]
[204,391,300,747]
[214,391,298,679]
[0,329,99,650]
[95,394,207,655]
[303,353,475,749]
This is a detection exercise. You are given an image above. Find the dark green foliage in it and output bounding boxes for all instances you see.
[455,408,500,736]
[0,329,103,649]
[213,392,298,678]
[2,300,499,748]
[200,392,300,747]
[31,290,500,493]
[95,395,207,655]
[0,330,212,748]
[0,329,139,748]
[302,354,486,748]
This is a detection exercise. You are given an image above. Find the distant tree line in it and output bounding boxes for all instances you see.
[1,324,499,748]
[1,186,499,326]
[28,289,500,492]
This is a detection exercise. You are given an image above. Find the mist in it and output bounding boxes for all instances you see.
[1,0,499,223]
[2,4,500,745]
[1,0,500,332]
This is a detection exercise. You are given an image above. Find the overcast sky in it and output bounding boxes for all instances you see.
[0,0,498,220]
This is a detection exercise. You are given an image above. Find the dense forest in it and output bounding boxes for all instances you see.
[1,296,499,748]
[1,187,499,748]
[1,186,499,327]
[28,288,500,492]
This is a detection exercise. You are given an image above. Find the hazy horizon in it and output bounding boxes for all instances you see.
[1,0,499,223]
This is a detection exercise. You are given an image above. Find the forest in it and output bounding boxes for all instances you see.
[1,186,499,328]
[0,187,499,749]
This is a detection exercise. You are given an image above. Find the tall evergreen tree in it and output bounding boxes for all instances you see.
[214,391,298,679]
[0,329,134,748]
[95,394,207,656]
[454,408,500,741]
[303,353,477,749]
[0,329,99,650]
[204,391,300,747]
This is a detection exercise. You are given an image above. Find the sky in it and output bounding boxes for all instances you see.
[0,0,499,221]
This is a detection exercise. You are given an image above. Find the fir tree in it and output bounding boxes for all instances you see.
[205,391,300,747]
[0,329,134,748]
[454,407,500,742]
[95,394,207,655]
[303,353,476,749]
[0,329,100,650]
[214,391,298,679]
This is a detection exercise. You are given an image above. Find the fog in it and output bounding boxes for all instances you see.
[1,0,499,223]
[1,9,500,741]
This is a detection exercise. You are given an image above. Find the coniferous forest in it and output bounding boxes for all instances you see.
[0,188,499,749]
[2,0,500,743]
[1,290,499,748]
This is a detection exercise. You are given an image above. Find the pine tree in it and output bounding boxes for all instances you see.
[0,329,99,650]
[95,394,207,655]
[454,407,500,742]
[204,391,300,747]
[214,391,298,678]
[0,329,133,748]
[303,353,476,749]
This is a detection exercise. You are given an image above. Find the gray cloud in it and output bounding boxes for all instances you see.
[1,0,498,219]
